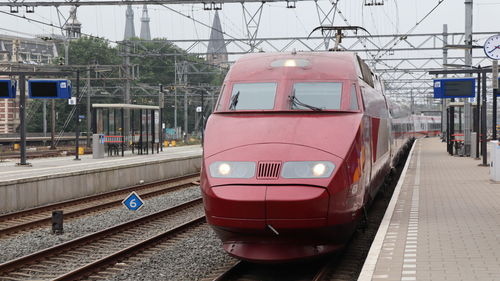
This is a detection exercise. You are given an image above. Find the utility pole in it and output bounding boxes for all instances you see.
[174,57,178,129]
[50,99,56,149]
[18,74,27,165]
[74,69,81,160]
[86,68,91,147]
[159,84,164,151]
[42,99,47,145]
[184,89,188,143]
[493,60,498,140]
[124,43,131,140]
[464,0,473,156]
[442,24,448,141]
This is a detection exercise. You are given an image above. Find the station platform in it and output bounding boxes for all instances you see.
[359,138,500,281]
[0,145,202,213]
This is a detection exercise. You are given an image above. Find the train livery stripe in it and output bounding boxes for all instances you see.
[371,118,380,162]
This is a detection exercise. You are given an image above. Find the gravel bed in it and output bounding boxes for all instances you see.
[108,224,236,281]
[0,185,201,263]
[23,206,206,280]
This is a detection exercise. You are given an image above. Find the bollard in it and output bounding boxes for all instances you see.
[52,210,64,234]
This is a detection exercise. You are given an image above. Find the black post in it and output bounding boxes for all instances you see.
[18,74,28,166]
[481,71,488,166]
[75,70,81,161]
[449,106,455,155]
[159,84,163,152]
[107,109,110,135]
[151,109,155,154]
[476,71,481,159]
[493,88,497,140]
[139,109,143,155]
[201,90,204,147]
[446,107,453,155]
[51,210,64,234]
[458,107,462,134]
[91,107,97,134]
[131,109,135,154]
[121,107,124,157]
[146,110,149,155]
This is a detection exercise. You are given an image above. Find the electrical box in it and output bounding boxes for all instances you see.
[433,78,475,99]
[28,79,72,99]
[0,80,16,98]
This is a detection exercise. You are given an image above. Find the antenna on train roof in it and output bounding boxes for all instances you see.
[308,26,371,52]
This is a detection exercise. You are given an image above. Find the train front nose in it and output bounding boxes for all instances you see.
[200,143,342,261]
[205,184,329,229]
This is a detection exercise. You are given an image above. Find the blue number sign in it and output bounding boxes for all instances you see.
[122,191,145,211]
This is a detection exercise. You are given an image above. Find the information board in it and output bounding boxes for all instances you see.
[433,78,475,99]
[0,80,16,98]
[28,80,72,99]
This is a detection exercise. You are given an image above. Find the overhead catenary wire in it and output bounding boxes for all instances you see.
[373,0,446,60]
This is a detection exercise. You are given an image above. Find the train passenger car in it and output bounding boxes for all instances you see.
[413,115,441,137]
[200,52,413,262]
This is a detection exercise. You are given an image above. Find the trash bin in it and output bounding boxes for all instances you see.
[92,134,105,159]
[490,140,500,181]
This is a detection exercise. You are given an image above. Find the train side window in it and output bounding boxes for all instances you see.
[350,84,359,110]
[214,84,225,112]
[357,56,374,88]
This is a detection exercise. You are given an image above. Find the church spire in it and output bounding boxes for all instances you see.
[124,5,136,40]
[207,11,227,65]
[140,5,151,40]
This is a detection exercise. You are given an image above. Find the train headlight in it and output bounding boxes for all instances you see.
[281,161,335,178]
[218,163,231,175]
[209,161,256,178]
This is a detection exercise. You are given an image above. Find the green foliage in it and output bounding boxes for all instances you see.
[68,37,120,65]
[26,36,225,136]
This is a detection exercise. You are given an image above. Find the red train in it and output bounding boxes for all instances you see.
[200,52,438,262]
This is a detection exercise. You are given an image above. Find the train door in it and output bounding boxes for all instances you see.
[360,87,372,206]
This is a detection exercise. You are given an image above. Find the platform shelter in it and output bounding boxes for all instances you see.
[92,104,161,156]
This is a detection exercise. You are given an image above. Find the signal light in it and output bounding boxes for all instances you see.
[0,80,16,98]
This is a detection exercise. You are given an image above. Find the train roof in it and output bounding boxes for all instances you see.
[227,52,359,82]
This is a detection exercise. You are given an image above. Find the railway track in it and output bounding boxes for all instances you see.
[0,174,199,237]
[209,143,413,281]
[0,198,205,281]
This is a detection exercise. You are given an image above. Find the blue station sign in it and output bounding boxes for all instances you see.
[433,78,476,99]
[0,80,16,98]
[28,79,72,99]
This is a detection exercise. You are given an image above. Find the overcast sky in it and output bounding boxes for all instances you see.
[0,0,499,54]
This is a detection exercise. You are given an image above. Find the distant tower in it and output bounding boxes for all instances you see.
[124,5,136,40]
[64,7,82,39]
[207,11,228,65]
[140,5,151,40]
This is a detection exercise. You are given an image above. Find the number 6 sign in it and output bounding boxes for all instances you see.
[122,191,145,211]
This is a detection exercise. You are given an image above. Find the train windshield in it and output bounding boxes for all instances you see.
[229,83,277,110]
[291,82,342,110]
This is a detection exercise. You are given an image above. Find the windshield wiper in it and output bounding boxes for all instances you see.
[289,89,323,111]
[229,91,240,110]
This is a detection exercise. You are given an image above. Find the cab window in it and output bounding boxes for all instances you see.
[291,82,342,110]
[229,82,277,110]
